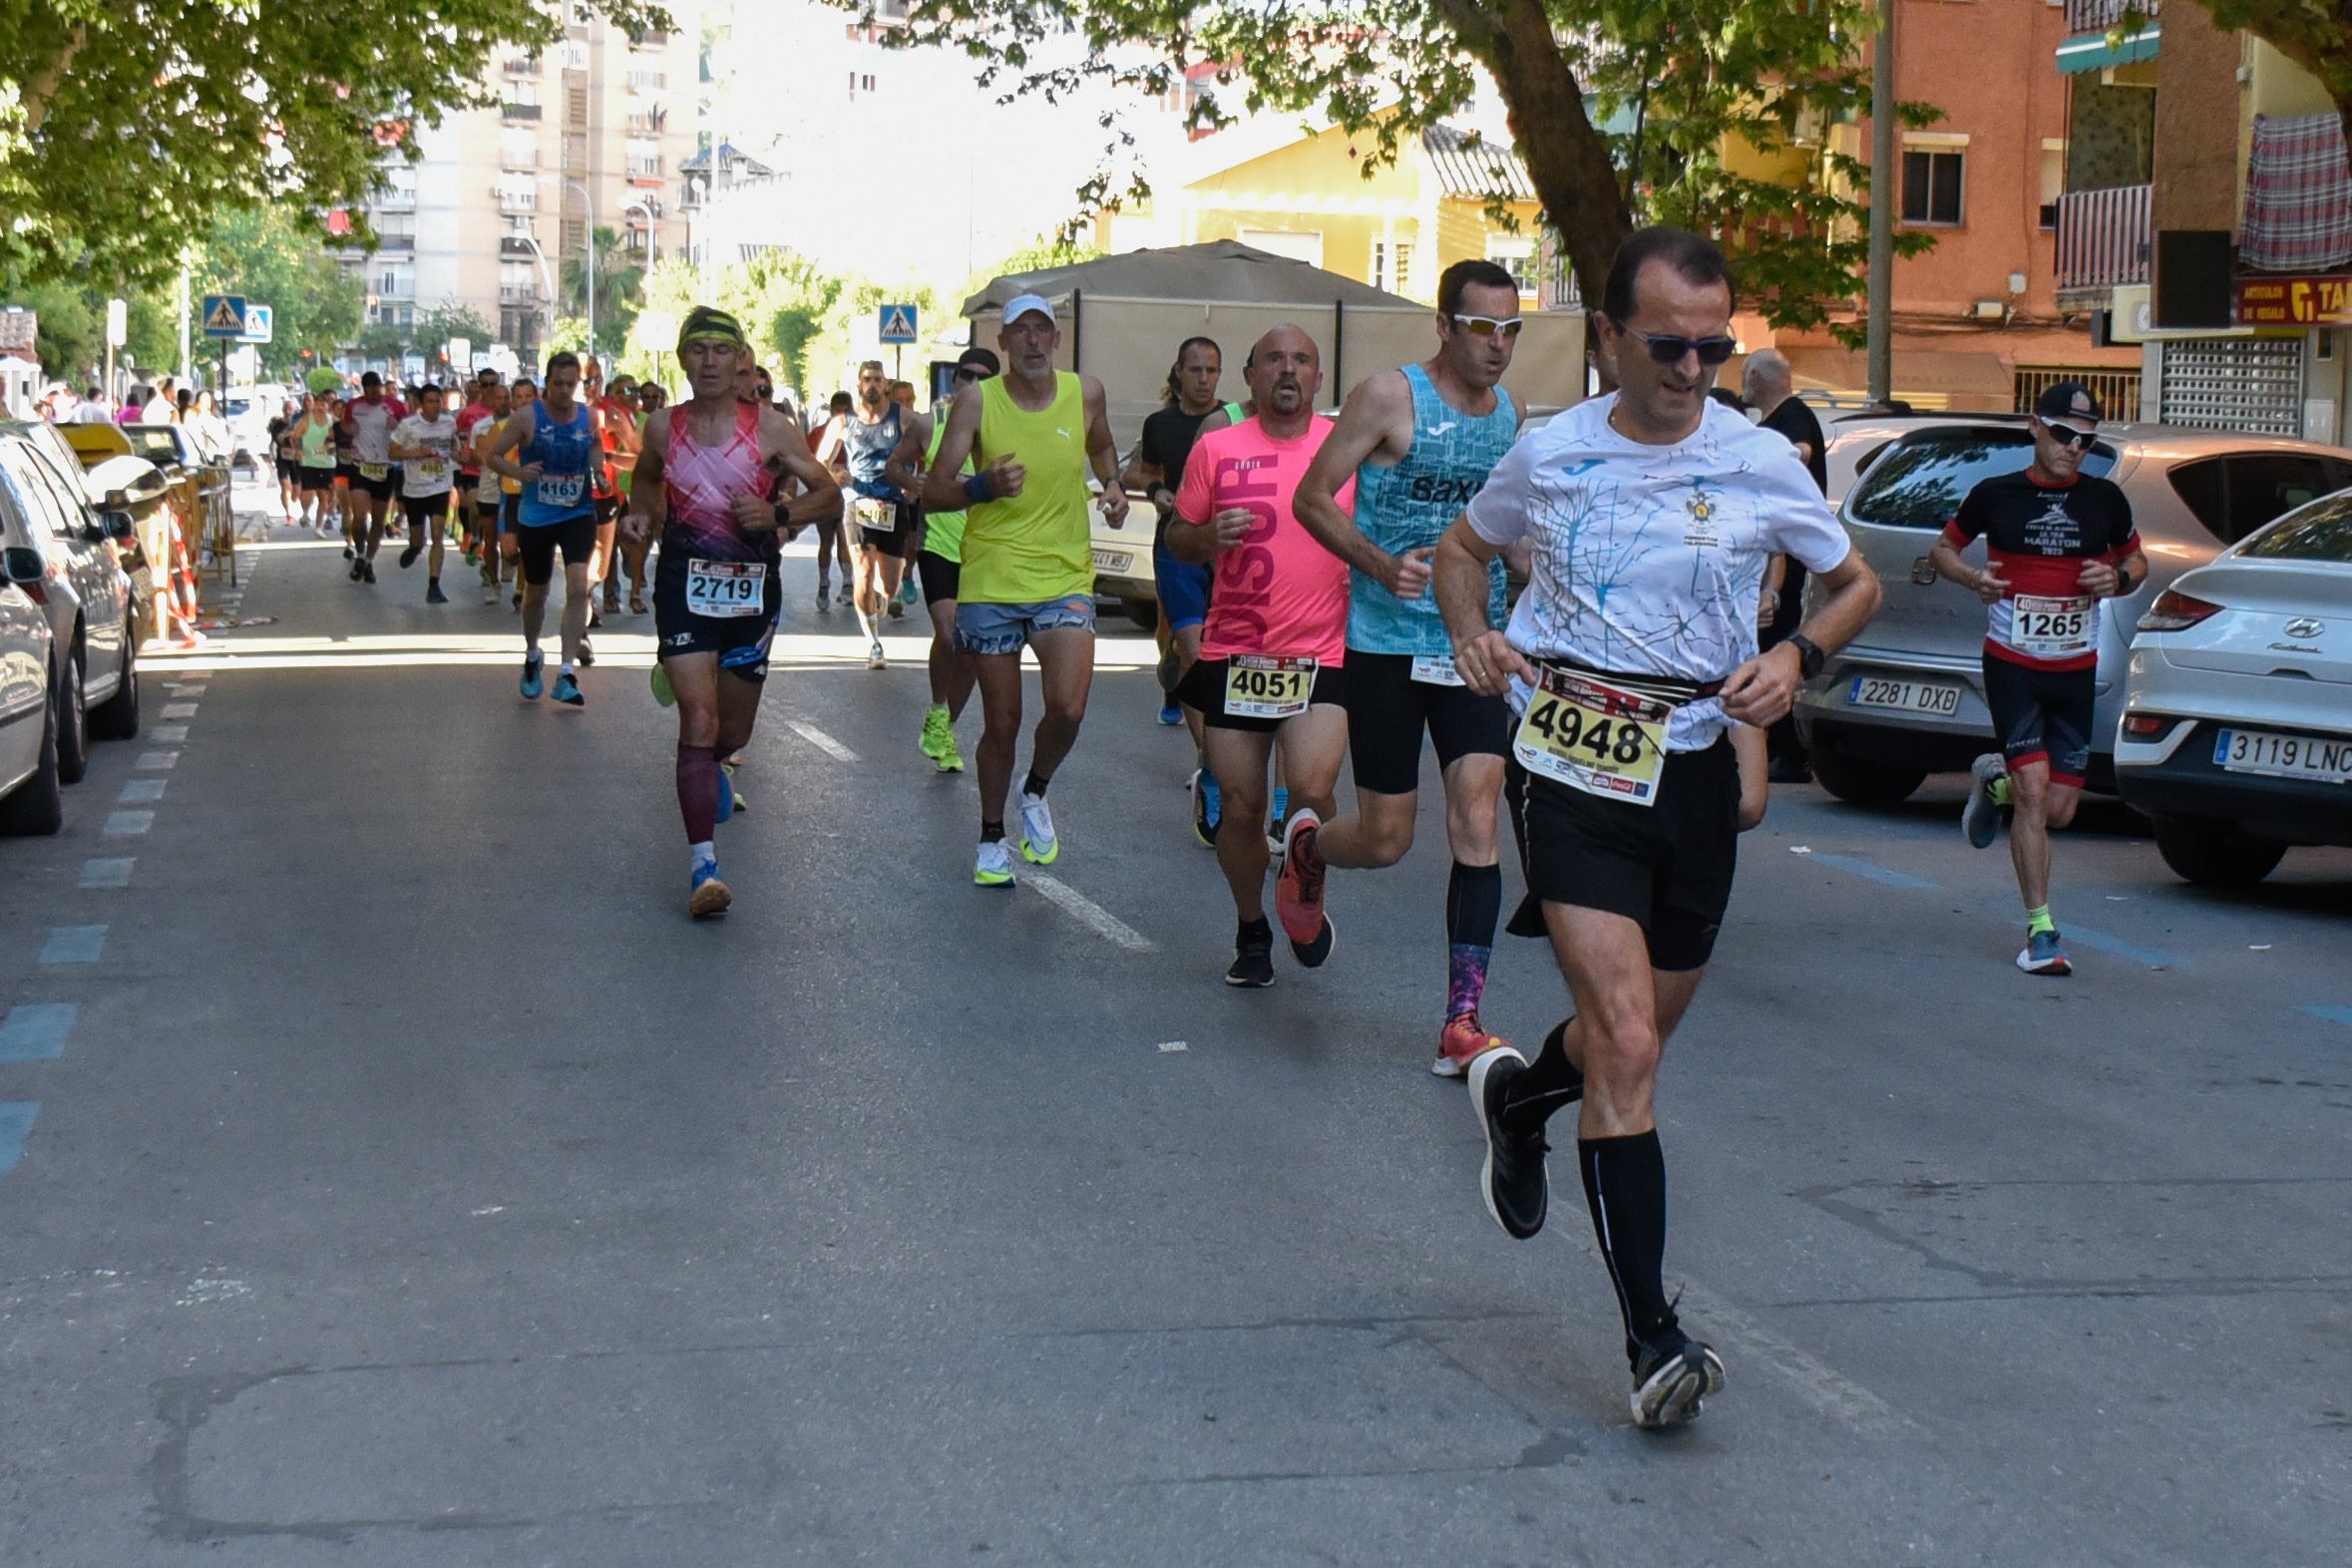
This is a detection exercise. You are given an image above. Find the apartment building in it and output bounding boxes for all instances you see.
[341,6,697,362]
[2055,0,2352,443]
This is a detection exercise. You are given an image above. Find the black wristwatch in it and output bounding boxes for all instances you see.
[1784,633,1825,680]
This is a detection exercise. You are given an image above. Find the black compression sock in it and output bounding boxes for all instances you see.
[1502,1018,1584,1130]
[1578,1130,1678,1367]
[980,820,1005,843]
[1022,769,1050,798]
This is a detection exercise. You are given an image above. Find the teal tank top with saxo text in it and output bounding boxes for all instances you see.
[1347,363,1516,655]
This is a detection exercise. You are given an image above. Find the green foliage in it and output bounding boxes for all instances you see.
[626,251,863,400]
[188,206,367,377]
[561,226,648,355]
[2190,0,2352,121]
[957,236,1105,305]
[0,0,668,289]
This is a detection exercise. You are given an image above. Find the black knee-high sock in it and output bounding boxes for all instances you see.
[1023,768,1050,798]
[1578,1130,1678,1366]
[1502,1018,1584,1130]
[1444,862,1502,1018]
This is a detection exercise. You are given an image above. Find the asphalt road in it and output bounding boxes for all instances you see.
[0,488,2347,1565]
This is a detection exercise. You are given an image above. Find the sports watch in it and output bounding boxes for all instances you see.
[1783,633,1825,681]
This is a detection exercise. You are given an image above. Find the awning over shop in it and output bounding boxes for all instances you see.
[2055,26,2159,74]
[2242,112,2352,273]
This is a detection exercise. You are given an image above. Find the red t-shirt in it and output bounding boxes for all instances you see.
[1943,469,2140,672]
[1175,415,1355,665]
[454,402,492,476]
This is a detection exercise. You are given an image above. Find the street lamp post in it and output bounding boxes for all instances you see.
[564,178,596,364]
[622,196,659,266]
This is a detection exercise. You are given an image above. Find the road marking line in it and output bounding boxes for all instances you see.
[1667,1278,1913,1434]
[119,778,166,804]
[39,926,106,966]
[1025,873,1156,952]
[786,720,859,762]
[0,1004,77,1063]
[135,751,179,770]
[103,810,154,837]
[161,703,198,719]
[80,858,134,889]
[165,683,207,695]
[2056,924,2181,971]
[1806,853,1939,892]
[2300,1004,2352,1030]
[0,1103,37,1176]
[152,725,188,743]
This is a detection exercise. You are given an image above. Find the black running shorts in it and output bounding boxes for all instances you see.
[1505,736,1740,973]
[1344,649,1511,796]
[400,493,449,533]
[653,551,783,682]
[1983,654,2096,788]
[918,550,960,606]
[1176,655,1349,735]
[515,514,597,586]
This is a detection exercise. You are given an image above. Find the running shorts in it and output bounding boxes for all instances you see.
[1176,656,1348,734]
[400,494,449,532]
[853,496,915,553]
[515,514,597,586]
[1343,649,1511,796]
[1504,736,1739,973]
[1984,655,2095,788]
[454,472,477,497]
[298,464,334,491]
[954,595,1094,656]
[652,551,783,682]
[333,462,356,488]
[594,492,618,526]
[1153,540,1211,631]
[274,456,300,484]
[918,550,960,606]
[351,469,394,502]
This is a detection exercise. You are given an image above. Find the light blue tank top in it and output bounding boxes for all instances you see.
[843,405,903,500]
[517,401,597,526]
[1347,363,1516,655]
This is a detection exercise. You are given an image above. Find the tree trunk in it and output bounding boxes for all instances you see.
[1443,0,1633,309]
[16,24,88,135]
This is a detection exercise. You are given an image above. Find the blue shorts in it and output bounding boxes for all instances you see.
[954,594,1095,656]
[1153,540,1210,631]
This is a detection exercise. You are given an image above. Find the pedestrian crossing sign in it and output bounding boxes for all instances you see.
[199,294,247,338]
[878,304,920,345]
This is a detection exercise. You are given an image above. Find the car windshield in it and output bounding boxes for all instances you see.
[121,427,183,464]
[1843,427,2119,530]
[2239,493,2352,562]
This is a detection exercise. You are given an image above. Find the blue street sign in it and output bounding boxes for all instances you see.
[878,304,920,345]
[199,294,248,339]
[236,303,274,344]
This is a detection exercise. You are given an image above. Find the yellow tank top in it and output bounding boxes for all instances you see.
[961,371,1091,605]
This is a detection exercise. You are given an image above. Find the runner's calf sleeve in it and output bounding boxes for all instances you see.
[1579,1130,1678,1367]
[676,743,720,843]
[1445,861,1502,1018]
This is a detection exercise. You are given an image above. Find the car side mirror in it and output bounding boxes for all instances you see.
[101,510,135,542]
[0,546,41,586]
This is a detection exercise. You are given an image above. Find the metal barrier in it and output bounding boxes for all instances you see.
[196,460,236,588]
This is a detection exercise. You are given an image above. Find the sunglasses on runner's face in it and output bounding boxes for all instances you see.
[1618,328,1741,367]
[2040,420,2097,451]
[1448,314,1524,339]
[954,367,985,382]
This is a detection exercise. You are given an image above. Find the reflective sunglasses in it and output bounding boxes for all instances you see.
[1621,329,1741,367]
[954,366,986,382]
[2040,420,2097,451]
[1449,314,1524,339]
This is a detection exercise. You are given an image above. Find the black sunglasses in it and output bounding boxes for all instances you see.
[1618,328,1741,367]
[954,366,988,382]
[2040,420,2097,451]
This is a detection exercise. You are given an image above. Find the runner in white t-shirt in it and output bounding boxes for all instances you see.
[389,384,458,604]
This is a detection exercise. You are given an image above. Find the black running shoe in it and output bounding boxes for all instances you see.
[1288,914,1335,969]
[362,561,376,584]
[349,557,364,581]
[399,544,422,570]
[578,635,594,668]
[1225,920,1275,987]
[1467,1046,1548,1239]
[343,542,355,561]
[1630,1333,1726,1428]
[425,582,448,604]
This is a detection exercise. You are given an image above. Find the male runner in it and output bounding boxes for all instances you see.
[453,371,500,578]
[581,358,624,637]
[480,355,598,706]
[600,372,648,613]
[1287,258,1527,1076]
[818,360,917,668]
[885,346,999,773]
[388,384,459,603]
[1166,326,1352,984]
[1444,228,1880,1426]
[466,382,512,603]
[919,294,1129,886]
[488,379,536,607]
[813,390,858,610]
[1934,383,2144,977]
[339,373,405,584]
[622,306,841,917]
[269,404,302,525]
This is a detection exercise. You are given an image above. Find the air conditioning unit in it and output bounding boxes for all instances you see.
[1972,299,2005,320]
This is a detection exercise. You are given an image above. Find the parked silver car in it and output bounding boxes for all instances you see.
[0,422,142,782]
[1793,417,2352,803]
[2115,494,2352,885]
[0,567,60,834]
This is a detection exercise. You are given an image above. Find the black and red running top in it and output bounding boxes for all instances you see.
[1943,470,2140,672]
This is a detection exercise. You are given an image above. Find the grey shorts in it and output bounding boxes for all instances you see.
[953,593,1095,656]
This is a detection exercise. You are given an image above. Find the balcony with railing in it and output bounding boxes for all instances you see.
[2056,183,2152,293]
[499,283,539,304]
[2064,0,2156,33]
[501,101,542,121]
[502,53,540,76]
[371,187,417,212]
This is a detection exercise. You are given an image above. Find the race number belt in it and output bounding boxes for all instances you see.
[535,473,586,509]
[2011,593,2095,658]
[1410,653,1464,687]
[685,559,768,618]
[1513,663,1707,808]
[358,462,389,482]
[853,496,897,528]
[1225,654,1317,719]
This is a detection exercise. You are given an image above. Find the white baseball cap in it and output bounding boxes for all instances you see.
[1002,293,1055,326]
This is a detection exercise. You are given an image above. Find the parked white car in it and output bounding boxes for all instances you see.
[2116,493,2352,885]
[0,566,60,834]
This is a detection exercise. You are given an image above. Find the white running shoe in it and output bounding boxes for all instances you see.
[974,838,1016,887]
[1019,790,1058,865]
[868,638,886,670]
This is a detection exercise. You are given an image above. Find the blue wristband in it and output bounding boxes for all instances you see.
[962,471,995,505]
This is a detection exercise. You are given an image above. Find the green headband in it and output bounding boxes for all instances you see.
[676,306,749,352]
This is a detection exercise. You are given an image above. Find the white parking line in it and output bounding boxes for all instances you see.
[103,811,154,837]
[1025,874,1156,953]
[80,859,134,889]
[152,725,188,743]
[161,703,198,719]
[119,779,166,804]
[785,720,859,762]
[134,751,179,770]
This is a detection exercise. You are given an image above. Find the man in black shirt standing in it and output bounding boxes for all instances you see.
[1743,349,1828,782]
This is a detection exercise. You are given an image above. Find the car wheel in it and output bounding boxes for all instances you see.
[88,634,139,740]
[0,675,65,836]
[1120,596,1160,633]
[1808,744,1926,808]
[54,648,88,785]
[2151,814,2287,888]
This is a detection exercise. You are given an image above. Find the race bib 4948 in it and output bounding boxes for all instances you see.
[1512,667,1673,807]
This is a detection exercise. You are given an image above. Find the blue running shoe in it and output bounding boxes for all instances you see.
[1191,768,1221,849]
[689,860,731,920]
[1157,699,1183,726]
[2017,929,2073,977]
[552,671,584,707]
[520,650,545,700]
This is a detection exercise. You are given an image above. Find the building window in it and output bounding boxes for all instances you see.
[1372,238,1413,296]
[2039,144,2065,231]
[1902,150,1965,226]
[500,128,538,170]
[1486,236,1538,296]
[848,72,878,97]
